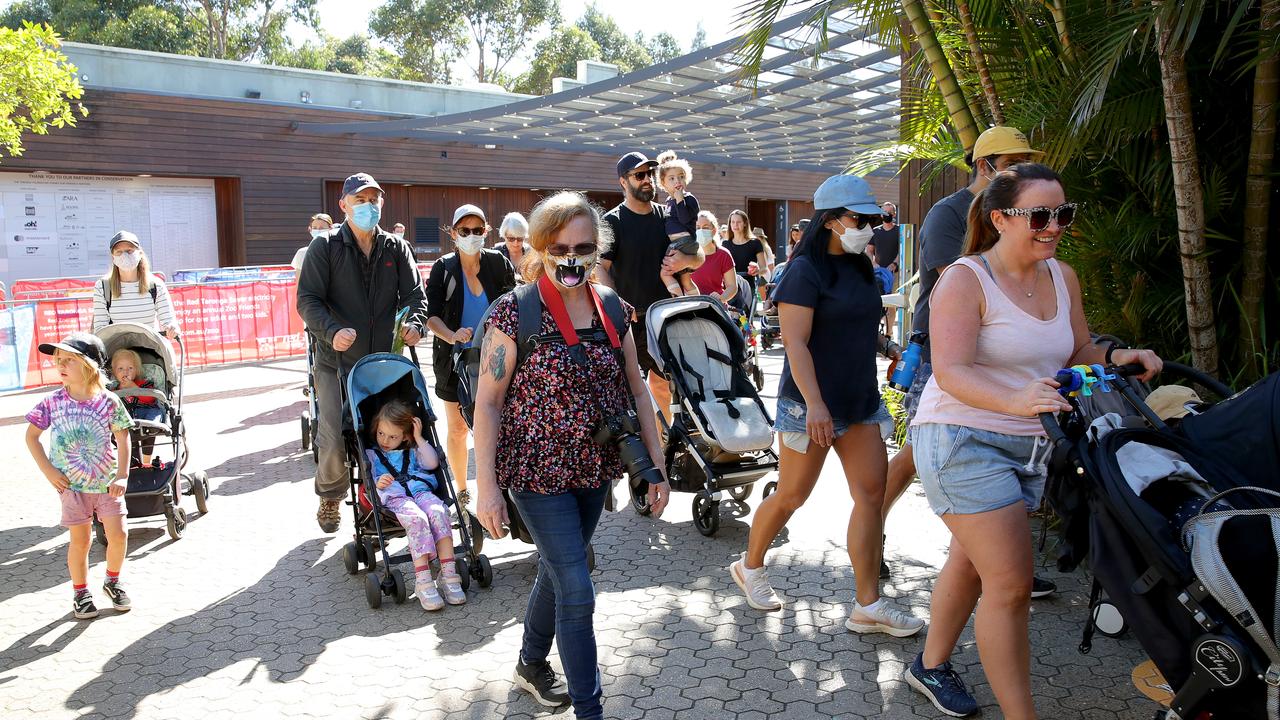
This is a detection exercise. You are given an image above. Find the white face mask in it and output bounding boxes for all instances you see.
[112,250,141,270]
[456,235,484,255]
[696,228,716,246]
[310,229,327,240]
[837,220,873,254]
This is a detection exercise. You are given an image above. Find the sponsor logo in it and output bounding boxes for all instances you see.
[24,220,38,229]
[24,206,36,216]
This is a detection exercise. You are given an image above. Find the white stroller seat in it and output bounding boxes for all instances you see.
[665,317,773,454]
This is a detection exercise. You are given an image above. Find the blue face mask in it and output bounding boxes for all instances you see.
[350,202,380,232]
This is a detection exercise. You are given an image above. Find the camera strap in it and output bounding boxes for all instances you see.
[536,275,622,366]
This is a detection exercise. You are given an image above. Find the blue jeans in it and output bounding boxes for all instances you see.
[511,484,609,720]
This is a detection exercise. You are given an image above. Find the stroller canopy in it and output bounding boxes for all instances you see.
[346,352,433,430]
[96,322,179,391]
[646,296,745,373]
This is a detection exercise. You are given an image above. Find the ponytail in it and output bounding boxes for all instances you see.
[962,162,1063,256]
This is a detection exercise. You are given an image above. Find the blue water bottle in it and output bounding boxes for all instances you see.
[889,332,928,392]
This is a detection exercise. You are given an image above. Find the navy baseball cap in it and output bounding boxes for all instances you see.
[341,172,383,197]
[616,152,658,178]
[109,230,141,250]
[39,332,107,369]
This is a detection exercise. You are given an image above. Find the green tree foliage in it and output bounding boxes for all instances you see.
[266,32,410,79]
[649,31,682,63]
[0,0,198,55]
[370,0,465,83]
[691,22,708,51]
[575,4,650,72]
[0,23,87,160]
[511,25,601,94]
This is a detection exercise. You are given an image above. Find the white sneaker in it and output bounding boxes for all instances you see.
[438,571,466,605]
[730,553,782,611]
[417,574,445,611]
[845,600,925,637]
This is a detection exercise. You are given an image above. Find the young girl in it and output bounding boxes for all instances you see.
[109,348,164,467]
[366,400,465,611]
[25,332,135,620]
[656,150,702,297]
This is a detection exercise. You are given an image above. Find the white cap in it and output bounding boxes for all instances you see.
[452,204,486,226]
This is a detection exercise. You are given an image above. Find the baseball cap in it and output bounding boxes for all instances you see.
[452,204,486,226]
[1144,385,1203,421]
[972,126,1043,160]
[109,230,141,250]
[341,172,384,197]
[39,332,107,369]
[813,174,881,215]
[616,152,658,178]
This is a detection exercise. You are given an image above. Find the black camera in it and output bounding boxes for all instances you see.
[591,409,664,494]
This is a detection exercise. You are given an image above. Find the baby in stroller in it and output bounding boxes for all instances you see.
[108,348,163,466]
[366,399,465,611]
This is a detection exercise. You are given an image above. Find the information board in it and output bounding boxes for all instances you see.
[0,172,218,288]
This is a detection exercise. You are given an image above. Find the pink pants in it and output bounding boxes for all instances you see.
[382,491,452,563]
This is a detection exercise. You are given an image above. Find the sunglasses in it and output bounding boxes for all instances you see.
[841,213,879,230]
[628,169,655,181]
[1000,203,1078,231]
[545,242,598,257]
[454,226,486,237]
[502,235,526,243]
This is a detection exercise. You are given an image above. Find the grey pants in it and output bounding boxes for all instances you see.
[312,359,349,500]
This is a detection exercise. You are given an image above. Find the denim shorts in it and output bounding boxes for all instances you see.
[774,395,894,453]
[902,361,932,426]
[910,422,1048,516]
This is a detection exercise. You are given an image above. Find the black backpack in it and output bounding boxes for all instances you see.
[454,281,626,429]
[100,278,158,324]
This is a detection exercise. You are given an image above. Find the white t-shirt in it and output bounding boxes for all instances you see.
[92,277,179,333]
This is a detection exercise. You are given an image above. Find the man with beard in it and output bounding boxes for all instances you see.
[598,152,705,417]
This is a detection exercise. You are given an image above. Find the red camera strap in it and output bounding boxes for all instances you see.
[536,274,621,349]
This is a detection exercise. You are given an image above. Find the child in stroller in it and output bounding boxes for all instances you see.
[109,348,163,466]
[365,399,465,611]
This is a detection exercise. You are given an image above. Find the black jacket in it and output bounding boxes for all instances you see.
[425,248,516,370]
[297,223,427,369]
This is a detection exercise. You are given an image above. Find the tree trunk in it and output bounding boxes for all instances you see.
[956,0,1003,124]
[1045,0,1075,65]
[900,0,981,151]
[1238,0,1279,378]
[1153,1,1218,373]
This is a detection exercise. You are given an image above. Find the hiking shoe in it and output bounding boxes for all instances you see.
[1031,575,1057,599]
[73,591,99,620]
[513,657,571,707]
[417,575,445,611]
[730,553,782,611]
[438,571,466,605]
[316,498,341,533]
[905,653,979,717]
[845,601,925,637]
[102,581,131,612]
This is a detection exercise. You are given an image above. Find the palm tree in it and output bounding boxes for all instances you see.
[1239,0,1278,377]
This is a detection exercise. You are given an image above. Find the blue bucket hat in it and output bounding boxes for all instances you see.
[813,174,881,215]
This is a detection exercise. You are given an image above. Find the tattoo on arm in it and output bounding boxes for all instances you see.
[479,331,495,375]
[488,345,507,381]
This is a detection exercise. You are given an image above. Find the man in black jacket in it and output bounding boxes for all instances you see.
[297,172,428,532]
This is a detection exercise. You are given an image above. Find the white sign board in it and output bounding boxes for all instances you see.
[0,172,218,288]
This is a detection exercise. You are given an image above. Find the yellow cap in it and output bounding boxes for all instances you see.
[1144,384,1202,421]
[973,126,1043,159]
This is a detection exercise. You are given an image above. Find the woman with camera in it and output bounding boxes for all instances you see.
[730,175,923,639]
[472,191,670,719]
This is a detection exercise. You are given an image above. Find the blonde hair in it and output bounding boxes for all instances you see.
[111,348,143,376]
[58,350,105,394]
[103,248,153,300]
[522,192,614,281]
[656,150,694,191]
[310,213,334,226]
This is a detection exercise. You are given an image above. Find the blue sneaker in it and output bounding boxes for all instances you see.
[905,653,979,717]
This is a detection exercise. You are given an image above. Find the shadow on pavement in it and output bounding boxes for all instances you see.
[218,400,310,435]
[205,441,312,497]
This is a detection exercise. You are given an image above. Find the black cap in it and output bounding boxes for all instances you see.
[109,230,141,250]
[341,172,383,197]
[616,152,658,178]
[39,332,107,369]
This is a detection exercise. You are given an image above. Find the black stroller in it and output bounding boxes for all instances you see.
[726,274,765,391]
[644,296,779,536]
[299,331,319,463]
[1043,360,1280,719]
[340,349,491,608]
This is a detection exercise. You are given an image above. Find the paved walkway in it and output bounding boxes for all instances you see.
[0,348,1156,719]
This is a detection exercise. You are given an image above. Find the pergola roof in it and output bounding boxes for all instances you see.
[293,9,900,174]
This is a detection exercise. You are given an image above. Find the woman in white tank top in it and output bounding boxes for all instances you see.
[904,163,1162,719]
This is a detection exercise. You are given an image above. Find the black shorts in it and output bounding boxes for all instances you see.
[633,313,661,378]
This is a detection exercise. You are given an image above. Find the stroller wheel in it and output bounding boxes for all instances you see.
[693,493,720,537]
[586,544,597,573]
[455,556,472,592]
[192,471,209,515]
[342,542,361,575]
[300,414,311,451]
[390,569,408,604]
[365,573,383,609]
[728,484,754,503]
[92,516,108,547]
[362,538,378,571]
[467,512,485,557]
[166,507,187,540]
[762,481,778,499]
[477,555,493,588]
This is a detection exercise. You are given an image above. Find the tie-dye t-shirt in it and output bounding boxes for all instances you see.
[27,389,134,493]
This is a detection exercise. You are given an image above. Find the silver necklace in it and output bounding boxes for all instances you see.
[992,249,1038,298]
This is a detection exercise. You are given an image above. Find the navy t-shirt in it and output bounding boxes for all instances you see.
[913,187,974,359]
[774,252,882,422]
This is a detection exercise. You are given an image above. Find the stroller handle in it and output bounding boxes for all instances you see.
[1039,412,1068,445]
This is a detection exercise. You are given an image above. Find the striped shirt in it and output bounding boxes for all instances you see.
[92,278,180,333]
